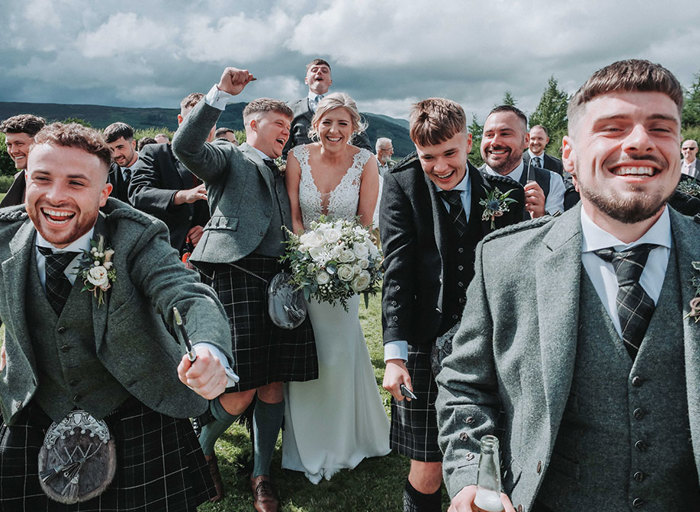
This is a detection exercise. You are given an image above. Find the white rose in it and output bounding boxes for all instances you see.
[331,245,344,259]
[337,264,355,281]
[353,242,369,259]
[316,271,330,285]
[359,258,369,269]
[87,265,110,289]
[324,228,341,244]
[301,231,323,248]
[338,249,356,263]
[353,263,362,275]
[309,246,329,264]
[351,271,371,292]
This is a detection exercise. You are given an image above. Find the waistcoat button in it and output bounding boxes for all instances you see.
[633,471,646,482]
[635,440,648,452]
[631,376,643,387]
[633,408,645,420]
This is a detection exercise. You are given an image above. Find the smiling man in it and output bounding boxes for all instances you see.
[0,114,46,207]
[103,122,138,204]
[379,98,524,512]
[283,58,372,158]
[0,122,234,511]
[523,125,564,176]
[437,59,700,512]
[173,67,317,510]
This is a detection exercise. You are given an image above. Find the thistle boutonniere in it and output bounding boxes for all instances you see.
[677,179,700,198]
[687,261,700,323]
[77,235,116,306]
[479,186,517,230]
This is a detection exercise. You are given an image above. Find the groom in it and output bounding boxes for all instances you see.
[172,67,317,512]
[380,98,525,512]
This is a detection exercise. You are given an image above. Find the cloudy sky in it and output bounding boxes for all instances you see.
[2,0,699,121]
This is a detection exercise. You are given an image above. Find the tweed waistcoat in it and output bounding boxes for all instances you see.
[537,251,698,511]
[254,167,291,258]
[27,252,129,422]
[439,204,481,335]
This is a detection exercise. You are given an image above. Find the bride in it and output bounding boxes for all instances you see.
[283,92,390,483]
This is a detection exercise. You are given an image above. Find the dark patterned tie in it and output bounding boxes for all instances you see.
[441,190,467,238]
[38,246,80,315]
[123,167,131,183]
[264,159,282,177]
[533,156,542,168]
[594,243,658,359]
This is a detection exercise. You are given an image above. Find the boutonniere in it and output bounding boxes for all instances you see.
[77,235,116,306]
[479,186,517,229]
[687,261,700,323]
[677,180,700,198]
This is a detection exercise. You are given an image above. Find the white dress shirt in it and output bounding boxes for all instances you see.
[580,207,671,337]
[482,161,565,215]
[36,226,238,385]
[681,159,699,179]
[384,170,471,362]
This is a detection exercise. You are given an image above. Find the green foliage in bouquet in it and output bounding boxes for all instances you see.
[281,217,383,310]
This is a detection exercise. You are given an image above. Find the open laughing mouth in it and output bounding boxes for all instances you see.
[609,166,658,178]
[434,169,455,181]
[42,208,75,224]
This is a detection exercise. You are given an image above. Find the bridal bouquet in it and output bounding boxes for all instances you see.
[282,217,383,309]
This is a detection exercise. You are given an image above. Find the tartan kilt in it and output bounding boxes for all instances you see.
[390,343,442,462]
[0,398,215,511]
[211,256,317,392]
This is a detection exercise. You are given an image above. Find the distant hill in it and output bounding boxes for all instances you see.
[0,101,414,157]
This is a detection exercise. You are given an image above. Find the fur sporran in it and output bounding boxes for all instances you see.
[38,410,117,504]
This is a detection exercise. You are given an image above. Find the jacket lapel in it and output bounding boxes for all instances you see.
[240,143,274,193]
[91,213,110,348]
[2,219,37,364]
[468,165,493,236]
[670,209,700,473]
[535,205,582,443]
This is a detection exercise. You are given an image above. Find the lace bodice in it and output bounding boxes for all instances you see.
[293,145,372,229]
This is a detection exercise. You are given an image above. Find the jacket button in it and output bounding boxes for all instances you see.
[465,416,474,424]
[392,300,397,306]
[632,497,644,508]
[633,408,645,420]
[536,460,542,474]
[457,265,464,271]
[631,376,643,387]
[457,281,464,288]
[13,400,22,409]
[465,452,474,461]
[392,316,398,321]
[635,440,648,452]
[60,345,71,353]
[57,326,67,334]
[458,247,464,253]
[633,471,645,482]
[518,506,523,512]
[395,285,400,291]
[459,431,469,441]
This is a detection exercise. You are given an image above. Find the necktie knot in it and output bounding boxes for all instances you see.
[264,159,281,177]
[533,156,542,168]
[123,167,131,181]
[441,189,462,208]
[594,243,657,286]
[38,246,80,314]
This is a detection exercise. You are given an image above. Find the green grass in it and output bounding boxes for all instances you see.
[0,295,450,511]
[0,193,6,202]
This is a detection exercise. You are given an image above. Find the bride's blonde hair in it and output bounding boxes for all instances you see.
[308,92,368,142]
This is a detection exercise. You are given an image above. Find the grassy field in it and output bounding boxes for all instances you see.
[0,294,449,511]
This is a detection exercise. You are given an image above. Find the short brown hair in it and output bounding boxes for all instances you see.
[487,105,528,133]
[568,59,683,131]
[33,123,111,171]
[530,124,549,137]
[103,122,135,143]
[309,92,367,141]
[409,98,466,146]
[306,58,331,71]
[242,99,293,126]
[0,114,46,136]
[180,93,204,115]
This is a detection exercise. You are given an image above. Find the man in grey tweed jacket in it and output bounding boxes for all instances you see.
[437,59,700,512]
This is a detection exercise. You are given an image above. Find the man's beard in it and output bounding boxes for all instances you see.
[578,175,675,224]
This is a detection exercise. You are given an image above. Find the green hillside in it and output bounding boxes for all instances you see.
[0,101,414,157]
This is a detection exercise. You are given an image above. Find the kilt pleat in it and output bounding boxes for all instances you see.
[0,398,214,511]
[211,256,317,391]
[390,344,442,462]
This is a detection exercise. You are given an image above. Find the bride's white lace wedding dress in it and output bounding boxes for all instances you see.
[282,145,390,484]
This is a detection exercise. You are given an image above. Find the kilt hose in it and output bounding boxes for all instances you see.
[390,343,442,462]
[210,255,317,392]
[0,398,215,511]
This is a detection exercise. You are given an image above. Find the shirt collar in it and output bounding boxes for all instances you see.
[483,160,524,182]
[308,91,325,103]
[581,206,671,253]
[36,227,95,254]
[250,146,274,162]
[528,149,544,160]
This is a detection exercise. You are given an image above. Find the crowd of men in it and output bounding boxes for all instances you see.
[0,57,699,512]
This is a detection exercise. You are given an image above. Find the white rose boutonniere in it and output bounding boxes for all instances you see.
[77,235,117,306]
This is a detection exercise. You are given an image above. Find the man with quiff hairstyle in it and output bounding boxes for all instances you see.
[381,97,524,512]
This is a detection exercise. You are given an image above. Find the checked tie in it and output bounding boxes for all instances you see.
[532,156,542,168]
[38,246,80,315]
[441,189,467,238]
[594,243,657,359]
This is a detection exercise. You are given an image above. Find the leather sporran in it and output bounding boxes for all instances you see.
[38,410,117,504]
[267,272,307,330]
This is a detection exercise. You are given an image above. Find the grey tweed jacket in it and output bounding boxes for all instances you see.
[436,204,700,510]
[0,199,232,425]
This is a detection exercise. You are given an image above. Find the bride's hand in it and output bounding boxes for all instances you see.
[383,359,412,401]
